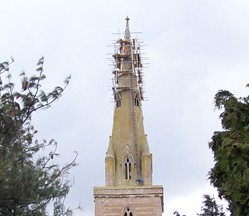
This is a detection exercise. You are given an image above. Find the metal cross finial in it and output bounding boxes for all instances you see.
[124,16,131,40]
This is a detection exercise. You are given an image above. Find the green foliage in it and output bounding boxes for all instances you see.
[173,211,183,216]
[197,195,225,216]
[0,58,76,215]
[173,194,225,216]
[209,88,249,215]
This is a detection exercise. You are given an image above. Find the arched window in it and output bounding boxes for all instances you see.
[134,93,140,107]
[115,92,121,108]
[134,97,139,106]
[116,98,121,107]
[125,157,132,180]
[124,206,133,216]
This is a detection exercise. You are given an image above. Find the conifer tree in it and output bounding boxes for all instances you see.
[0,58,77,215]
[197,195,225,216]
[173,195,225,216]
[209,87,249,215]
[173,211,183,216]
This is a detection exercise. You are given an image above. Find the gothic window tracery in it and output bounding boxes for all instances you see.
[124,206,133,216]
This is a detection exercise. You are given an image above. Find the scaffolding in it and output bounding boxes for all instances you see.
[110,33,146,106]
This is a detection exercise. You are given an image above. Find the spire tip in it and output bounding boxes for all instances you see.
[124,16,131,40]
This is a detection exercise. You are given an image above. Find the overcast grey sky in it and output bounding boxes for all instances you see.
[1,0,249,215]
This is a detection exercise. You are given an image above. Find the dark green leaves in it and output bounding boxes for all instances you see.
[64,75,71,85]
[210,86,249,215]
[173,195,225,216]
[197,195,225,216]
[37,56,44,66]
[214,90,234,109]
[0,58,76,216]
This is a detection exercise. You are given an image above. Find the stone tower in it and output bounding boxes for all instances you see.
[93,17,164,216]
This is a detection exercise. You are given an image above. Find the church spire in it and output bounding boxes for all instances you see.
[93,17,164,216]
[105,17,151,187]
[124,16,131,40]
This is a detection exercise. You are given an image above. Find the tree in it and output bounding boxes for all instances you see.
[173,194,225,216]
[173,211,186,216]
[209,88,249,215]
[173,211,183,216]
[197,195,225,216]
[0,58,77,215]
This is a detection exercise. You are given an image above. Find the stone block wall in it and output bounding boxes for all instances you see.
[94,186,164,216]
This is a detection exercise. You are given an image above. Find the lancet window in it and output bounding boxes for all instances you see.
[134,97,139,106]
[125,157,132,180]
[115,92,121,108]
[116,98,121,107]
[134,92,140,107]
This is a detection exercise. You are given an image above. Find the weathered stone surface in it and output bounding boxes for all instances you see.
[94,18,164,216]
[94,186,164,216]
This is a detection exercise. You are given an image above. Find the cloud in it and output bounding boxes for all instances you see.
[1,1,249,215]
